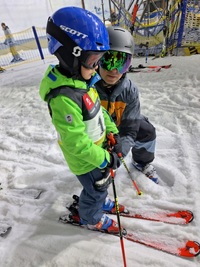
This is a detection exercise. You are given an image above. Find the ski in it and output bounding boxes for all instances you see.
[59,213,200,258]
[109,209,193,225]
[124,232,200,258]
[66,195,193,225]
[128,67,162,73]
[128,64,172,71]
[0,224,12,237]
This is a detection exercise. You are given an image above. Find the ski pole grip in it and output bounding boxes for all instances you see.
[107,133,123,158]
[106,132,116,146]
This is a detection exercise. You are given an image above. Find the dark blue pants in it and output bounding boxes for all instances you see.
[76,168,107,225]
[132,115,156,164]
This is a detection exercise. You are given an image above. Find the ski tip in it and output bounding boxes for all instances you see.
[179,240,200,257]
[171,210,194,224]
[193,241,200,257]
[186,210,194,223]
[163,64,172,68]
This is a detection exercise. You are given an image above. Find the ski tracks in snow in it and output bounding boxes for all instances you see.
[0,57,200,266]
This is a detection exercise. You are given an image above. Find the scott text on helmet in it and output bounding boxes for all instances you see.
[60,25,88,39]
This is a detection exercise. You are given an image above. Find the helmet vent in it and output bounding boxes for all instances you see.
[96,42,103,46]
[114,28,125,32]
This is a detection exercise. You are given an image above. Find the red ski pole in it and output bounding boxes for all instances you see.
[110,169,127,267]
[107,132,143,196]
[130,1,138,35]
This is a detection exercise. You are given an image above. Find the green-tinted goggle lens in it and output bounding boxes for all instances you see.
[99,51,131,74]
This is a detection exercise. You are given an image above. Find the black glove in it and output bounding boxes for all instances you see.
[112,134,122,155]
[107,152,120,170]
[94,167,111,192]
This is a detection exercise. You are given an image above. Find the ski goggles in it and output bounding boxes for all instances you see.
[81,51,105,69]
[99,51,132,74]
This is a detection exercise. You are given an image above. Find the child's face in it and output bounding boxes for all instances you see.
[81,65,98,80]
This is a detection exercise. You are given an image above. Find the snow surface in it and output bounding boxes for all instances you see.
[0,54,200,267]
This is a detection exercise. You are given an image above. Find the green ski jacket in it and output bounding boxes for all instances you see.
[39,65,118,175]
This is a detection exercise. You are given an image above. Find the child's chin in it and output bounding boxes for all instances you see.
[84,77,91,81]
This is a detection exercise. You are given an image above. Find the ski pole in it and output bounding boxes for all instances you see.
[107,133,143,196]
[130,1,138,35]
[110,168,127,267]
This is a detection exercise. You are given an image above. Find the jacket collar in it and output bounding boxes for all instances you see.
[87,72,101,88]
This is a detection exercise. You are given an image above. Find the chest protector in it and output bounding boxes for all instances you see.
[47,85,106,146]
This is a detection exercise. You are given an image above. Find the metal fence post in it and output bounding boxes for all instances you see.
[32,26,44,61]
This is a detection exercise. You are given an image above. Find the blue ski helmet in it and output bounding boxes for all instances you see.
[46,7,110,73]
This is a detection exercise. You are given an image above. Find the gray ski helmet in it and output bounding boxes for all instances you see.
[106,26,134,55]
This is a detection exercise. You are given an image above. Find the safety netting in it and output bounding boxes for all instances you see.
[0,27,53,69]
[117,0,200,57]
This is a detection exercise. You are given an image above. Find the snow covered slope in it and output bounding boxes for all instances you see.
[0,55,200,266]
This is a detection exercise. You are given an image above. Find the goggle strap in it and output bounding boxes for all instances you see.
[47,18,78,55]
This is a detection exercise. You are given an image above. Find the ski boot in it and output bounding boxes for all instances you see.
[132,160,159,184]
[68,195,129,215]
[103,196,129,215]
[61,200,127,235]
